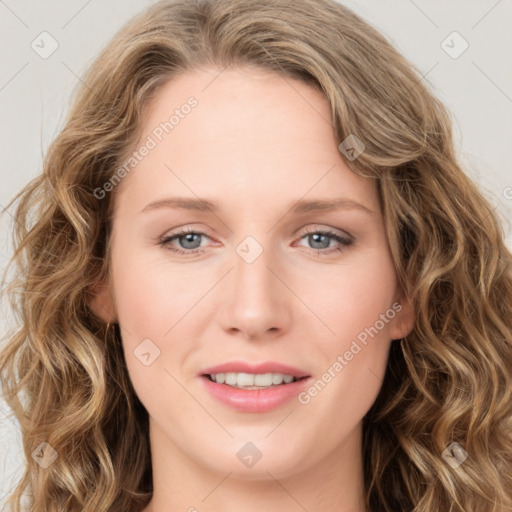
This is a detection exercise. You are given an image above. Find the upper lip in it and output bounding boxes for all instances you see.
[200,361,310,379]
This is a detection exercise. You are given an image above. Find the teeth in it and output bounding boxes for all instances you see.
[210,372,297,388]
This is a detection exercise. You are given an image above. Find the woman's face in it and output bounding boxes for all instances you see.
[92,66,413,480]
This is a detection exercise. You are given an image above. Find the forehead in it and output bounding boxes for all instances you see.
[112,67,378,217]
[140,66,333,154]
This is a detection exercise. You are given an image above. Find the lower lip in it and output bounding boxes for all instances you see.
[200,375,311,413]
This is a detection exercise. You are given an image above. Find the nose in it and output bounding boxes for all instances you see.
[217,238,292,340]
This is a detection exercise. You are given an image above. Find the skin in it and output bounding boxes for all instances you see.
[90,66,414,512]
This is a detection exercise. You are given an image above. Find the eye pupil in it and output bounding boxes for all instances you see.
[309,233,330,249]
[180,233,202,249]
[163,229,348,256]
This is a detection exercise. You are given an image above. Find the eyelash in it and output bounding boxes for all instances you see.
[159,227,354,257]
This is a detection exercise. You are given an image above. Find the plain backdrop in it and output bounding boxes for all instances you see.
[1,0,511,507]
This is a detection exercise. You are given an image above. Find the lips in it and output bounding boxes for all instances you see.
[198,360,312,413]
[200,360,310,379]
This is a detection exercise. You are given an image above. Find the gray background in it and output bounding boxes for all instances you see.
[1,0,511,507]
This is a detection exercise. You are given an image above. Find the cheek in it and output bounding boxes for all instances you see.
[107,251,179,404]
[297,251,397,411]
[110,239,196,338]
[110,253,189,416]
[295,250,398,347]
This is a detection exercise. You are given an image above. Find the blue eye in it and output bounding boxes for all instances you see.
[159,228,353,256]
[297,229,353,255]
[159,228,208,255]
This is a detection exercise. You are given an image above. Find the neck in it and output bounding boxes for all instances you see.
[143,419,368,512]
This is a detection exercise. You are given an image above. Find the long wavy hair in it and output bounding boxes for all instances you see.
[1,0,511,510]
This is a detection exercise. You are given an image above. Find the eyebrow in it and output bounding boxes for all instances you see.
[140,197,375,215]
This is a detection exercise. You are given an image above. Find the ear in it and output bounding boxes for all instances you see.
[389,293,414,341]
[88,278,117,323]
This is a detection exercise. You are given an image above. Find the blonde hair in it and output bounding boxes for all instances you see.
[1,0,511,510]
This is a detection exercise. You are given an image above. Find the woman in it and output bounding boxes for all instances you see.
[1,0,511,511]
